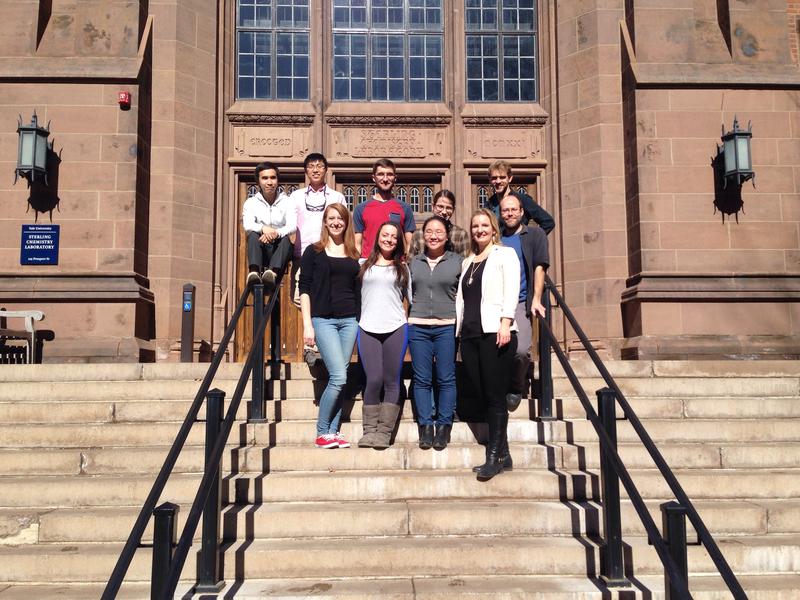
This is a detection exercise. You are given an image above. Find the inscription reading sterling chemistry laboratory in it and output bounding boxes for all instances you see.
[21,224,60,265]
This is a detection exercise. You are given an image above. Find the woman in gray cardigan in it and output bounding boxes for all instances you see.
[408,216,463,450]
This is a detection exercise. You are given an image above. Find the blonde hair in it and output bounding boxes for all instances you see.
[312,203,360,259]
[488,160,512,177]
[469,208,503,255]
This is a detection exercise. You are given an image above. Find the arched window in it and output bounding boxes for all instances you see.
[247,183,260,197]
[396,186,407,203]
[478,185,488,208]
[410,187,420,212]
[344,186,354,210]
[357,186,368,205]
[422,186,434,212]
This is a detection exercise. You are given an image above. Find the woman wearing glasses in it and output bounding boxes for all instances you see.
[299,203,361,449]
[408,215,462,450]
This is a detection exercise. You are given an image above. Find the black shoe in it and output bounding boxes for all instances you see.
[418,424,434,450]
[247,271,261,286]
[476,454,505,481]
[261,269,277,293]
[472,450,512,472]
[432,424,451,450]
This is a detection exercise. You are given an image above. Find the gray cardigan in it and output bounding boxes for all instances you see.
[409,251,462,320]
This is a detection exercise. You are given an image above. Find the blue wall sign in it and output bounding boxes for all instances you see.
[20,224,59,265]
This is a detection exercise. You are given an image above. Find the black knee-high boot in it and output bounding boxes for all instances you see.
[477,407,509,481]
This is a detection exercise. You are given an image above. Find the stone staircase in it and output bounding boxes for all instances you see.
[1,360,799,598]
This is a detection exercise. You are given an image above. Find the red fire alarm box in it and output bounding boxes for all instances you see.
[118,91,132,110]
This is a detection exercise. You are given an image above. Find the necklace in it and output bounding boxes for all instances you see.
[467,259,484,287]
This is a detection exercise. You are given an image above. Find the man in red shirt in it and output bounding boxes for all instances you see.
[353,158,415,258]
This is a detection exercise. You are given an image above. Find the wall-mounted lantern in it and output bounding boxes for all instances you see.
[718,116,754,188]
[14,112,52,187]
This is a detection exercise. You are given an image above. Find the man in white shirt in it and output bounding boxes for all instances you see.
[290,153,345,261]
[242,161,296,293]
[289,153,344,366]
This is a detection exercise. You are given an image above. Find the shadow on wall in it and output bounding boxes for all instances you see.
[26,146,61,222]
[711,152,744,224]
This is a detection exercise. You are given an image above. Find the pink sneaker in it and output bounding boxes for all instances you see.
[334,433,351,448]
[315,434,338,449]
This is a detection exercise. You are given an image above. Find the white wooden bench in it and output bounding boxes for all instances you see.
[0,309,45,364]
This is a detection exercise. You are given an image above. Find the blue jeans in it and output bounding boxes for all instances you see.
[312,316,358,435]
[408,324,457,425]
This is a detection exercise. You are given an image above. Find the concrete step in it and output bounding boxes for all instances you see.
[230,468,800,503]
[3,374,798,403]
[4,573,800,599]
[0,473,206,508]
[17,498,794,545]
[10,415,797,451]
[3,464,797,511]
[5,393,800,425]
[253,418,800,446]
[7,359,800,382]
[4,534,798,582]
[7,439,791,477]
[0,362,314,382]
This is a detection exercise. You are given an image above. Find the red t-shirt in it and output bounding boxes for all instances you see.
[353,198,416,258]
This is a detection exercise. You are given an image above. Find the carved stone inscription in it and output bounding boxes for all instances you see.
[464,128,542,159]
[233,127,310,158]
[332,128,444,159]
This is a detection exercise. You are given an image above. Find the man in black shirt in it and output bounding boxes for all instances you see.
[487,160,555,234]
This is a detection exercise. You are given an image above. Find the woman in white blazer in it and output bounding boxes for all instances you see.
[456,208,520,481]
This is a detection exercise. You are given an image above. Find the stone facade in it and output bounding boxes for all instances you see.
[1,0,798,361]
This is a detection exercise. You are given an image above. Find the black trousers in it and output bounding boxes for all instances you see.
[460,332,517,412]
[247,231,293,273]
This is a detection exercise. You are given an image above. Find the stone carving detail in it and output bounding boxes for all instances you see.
[331,128,445,159]
[233,127,310,158]
[462,116,548,128]
[464,128,542,159]
[228,113,315,125]
[326,115,451,127]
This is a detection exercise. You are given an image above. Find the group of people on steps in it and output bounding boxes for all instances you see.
[242,155,552,481]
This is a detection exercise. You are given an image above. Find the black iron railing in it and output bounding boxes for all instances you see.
[101,272,284,600]
[536,275,746,600]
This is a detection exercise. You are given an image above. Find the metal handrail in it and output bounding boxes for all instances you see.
[540,275,746,599]
[101,272,283,599]
[159,270,284,597]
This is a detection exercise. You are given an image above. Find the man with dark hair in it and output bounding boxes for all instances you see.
[353,158,415,258]
[290,153,345,261]
[242,161,296,293]
[487,160,555,234]
[289,152,345,366]
[499,193,550,409]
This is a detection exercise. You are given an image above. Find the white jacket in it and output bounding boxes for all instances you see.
[455,245,520,336]
[242,192,296,238]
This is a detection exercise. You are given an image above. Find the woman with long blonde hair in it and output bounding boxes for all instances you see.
[299,203,361,448]
[456,208,520,480]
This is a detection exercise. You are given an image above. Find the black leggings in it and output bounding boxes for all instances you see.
[357,325,408,406]
[460,333,517,412]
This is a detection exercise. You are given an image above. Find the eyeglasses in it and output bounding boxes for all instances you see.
[304,185,328,212]
[305,163,326,173]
